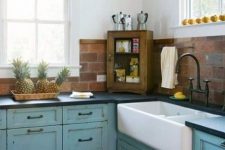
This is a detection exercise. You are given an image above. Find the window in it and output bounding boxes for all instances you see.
[188,0,225,18]
[1,0,69,65]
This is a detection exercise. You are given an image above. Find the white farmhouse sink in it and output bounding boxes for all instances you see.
[117,101,219,150]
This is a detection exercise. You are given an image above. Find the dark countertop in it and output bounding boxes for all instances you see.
[0,92,156,109]
[0,92,225,138]
[186,117,225,139]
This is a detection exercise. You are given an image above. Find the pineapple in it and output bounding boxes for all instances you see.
[36,61,49,93]
[46,67,70,93]
[12,58,35,94]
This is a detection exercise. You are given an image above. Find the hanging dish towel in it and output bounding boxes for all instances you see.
[161,46,178,89]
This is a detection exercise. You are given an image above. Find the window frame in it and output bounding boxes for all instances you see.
[2,0,69,65]
[0,0,80,78]
[187,0,224,18]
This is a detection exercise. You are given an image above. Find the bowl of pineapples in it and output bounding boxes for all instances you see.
[11,58,70,101]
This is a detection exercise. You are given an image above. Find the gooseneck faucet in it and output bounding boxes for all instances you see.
[175,53,210,106]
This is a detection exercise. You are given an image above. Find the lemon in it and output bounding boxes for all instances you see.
[174,92,183,97]
[175,94,186,100]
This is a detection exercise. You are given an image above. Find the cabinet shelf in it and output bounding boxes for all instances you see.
[107,30,153,94]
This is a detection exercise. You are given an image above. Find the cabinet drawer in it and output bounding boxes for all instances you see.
[7,125,62,150]
[7,107,62,128]
[63,104,107,124]
[63,122,107,150]
[0,130,6,150]
[193,130,225,150]
[0,110,6,129]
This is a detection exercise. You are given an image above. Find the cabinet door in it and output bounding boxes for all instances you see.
[117,133,153,150]
[193,130,225,150]
[8,107,62,128]
[0,110,6,129]
[8,126,62,150]
[0,130,6,150]
[63,104,107,124]
[63,122,107,150]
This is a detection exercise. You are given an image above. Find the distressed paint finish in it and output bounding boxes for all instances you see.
[63,104,107,124]
[7,126,62,150]
[0,130,6,150]
[63,122,107,150]
[7,107,62,128]
[0,110,6,129]
[193,130,225,150]
[117,133,153,150]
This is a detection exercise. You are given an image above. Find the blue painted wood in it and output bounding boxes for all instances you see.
[7,125,62,150]
[63,104,107,124]
[0,109,6,129]
[0,130,6,150]
[63,122,107,150]
[7,107,62,128]
[193,129,225,150]
[117,133,154,150]
[107,103,117,150]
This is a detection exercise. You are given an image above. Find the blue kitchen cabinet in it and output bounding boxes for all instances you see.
[117,133,153,150]
[7,107,62,128]
[193,130,225,150]
[0,130,6,150]
[7,125,62,150]
[63,122,107,150]
[63,104,107,124]
[0,109,6,129]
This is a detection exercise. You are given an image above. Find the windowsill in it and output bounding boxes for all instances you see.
[172,21,225,38]
[0,65,81,78]
[173,21,225,29]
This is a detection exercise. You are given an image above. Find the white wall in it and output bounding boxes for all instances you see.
[143,0,179,39]
[143,0,225,39]
[78,0,143,39]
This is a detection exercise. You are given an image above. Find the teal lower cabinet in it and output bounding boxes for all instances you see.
[193,130,225,150]
[117,133,153,150]
[0,110,6,129]
[7,125,62,150]
[0,130,6,150]
[63,122,107,150]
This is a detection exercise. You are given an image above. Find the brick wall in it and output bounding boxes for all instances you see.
[153,36,225,106]
[0,36,224,106]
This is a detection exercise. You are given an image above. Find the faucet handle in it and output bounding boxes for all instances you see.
[203,79,210,83]
[203,79,210,90]
[188,77,194,89]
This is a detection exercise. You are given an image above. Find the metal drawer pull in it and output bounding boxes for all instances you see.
[27,128,43,133]
[78,137,93,142]
[221,141,225,147]
[78,112,93,116]
[27,115,43,119]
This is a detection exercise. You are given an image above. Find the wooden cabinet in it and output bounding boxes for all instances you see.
[0,130,6,150]
[193,129,225,150]
[63,122,107,150]
[2,103,116,150]
[62,104,113,150]
[107,31,153,94]
[117,133,153,150]
[63,104,107,124]
[7,126,62,150]
[7,107,62,128]
[0,110,6,129]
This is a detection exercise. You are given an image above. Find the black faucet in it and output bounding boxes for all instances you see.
[175,53,210,106]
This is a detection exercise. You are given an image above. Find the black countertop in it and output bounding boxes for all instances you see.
[186,117,225,139]
[0,92,156,109]
[0,92,225,138]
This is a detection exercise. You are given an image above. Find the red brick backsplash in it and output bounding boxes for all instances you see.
[154,36,225,106]
[0,36,225,106]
